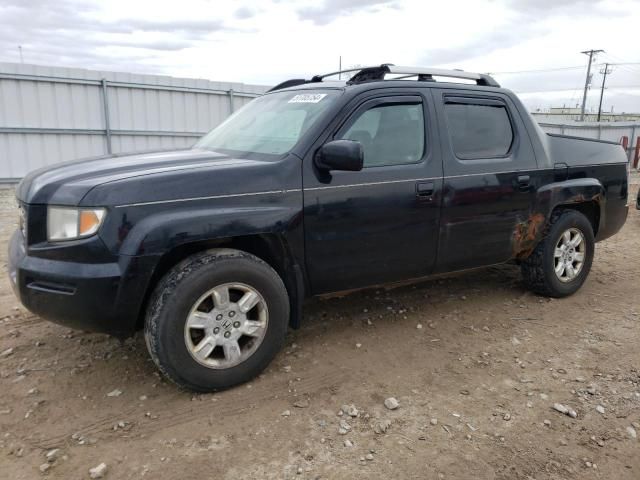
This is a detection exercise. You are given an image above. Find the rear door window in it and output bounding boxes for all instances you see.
[444,99,514,159]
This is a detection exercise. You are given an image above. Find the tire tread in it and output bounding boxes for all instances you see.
[144,249,287,391]
[521,210,563,297]
[521,209,593,298]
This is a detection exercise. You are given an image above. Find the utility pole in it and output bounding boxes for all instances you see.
[597,63,613,122]
[18,45,23,64]
[338,56,342,80]
[580,49,603,121]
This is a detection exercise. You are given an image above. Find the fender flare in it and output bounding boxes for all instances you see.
[117,205,307,329]
[513,178,605,258]
[117,205,299,256]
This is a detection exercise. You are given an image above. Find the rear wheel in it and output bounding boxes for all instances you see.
[521,210,595,297]
[145,249,289,392]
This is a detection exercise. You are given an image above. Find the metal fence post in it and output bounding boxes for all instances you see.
[228,88,235,115]
[100,78,112,154]
[631,125,637,164]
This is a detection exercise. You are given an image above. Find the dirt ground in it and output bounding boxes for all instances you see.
[1,175,639,480]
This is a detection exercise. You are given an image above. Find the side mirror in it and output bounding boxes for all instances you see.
[315,140,364,172]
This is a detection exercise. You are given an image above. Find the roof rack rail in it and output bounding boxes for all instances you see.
[346,65,500,87]
[267,79,308,92]
[268,64,500,92]
[310,67,367,82]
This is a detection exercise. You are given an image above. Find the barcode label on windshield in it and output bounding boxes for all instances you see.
[288,94,327,104]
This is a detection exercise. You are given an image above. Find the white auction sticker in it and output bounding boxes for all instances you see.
[288,93,328,104]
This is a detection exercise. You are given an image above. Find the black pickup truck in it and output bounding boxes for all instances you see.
[8,65,629,392]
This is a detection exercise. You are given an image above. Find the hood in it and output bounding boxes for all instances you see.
[16,148,261,205]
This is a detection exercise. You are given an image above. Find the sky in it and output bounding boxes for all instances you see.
[1,0,639,113]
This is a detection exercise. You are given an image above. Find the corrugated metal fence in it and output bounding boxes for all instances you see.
[0,63,268,180]
[1,62,638,180]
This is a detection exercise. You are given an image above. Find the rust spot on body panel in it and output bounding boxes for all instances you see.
[513,213,546,259]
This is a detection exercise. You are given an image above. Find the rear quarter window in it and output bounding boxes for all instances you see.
[444,101,514,159]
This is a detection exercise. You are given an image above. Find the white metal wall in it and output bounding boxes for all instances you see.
[1,63,637,180]
[0,62,268,180]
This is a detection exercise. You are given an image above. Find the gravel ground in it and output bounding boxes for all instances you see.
[1,174,639,480]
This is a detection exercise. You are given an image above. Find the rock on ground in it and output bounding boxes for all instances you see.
[89,462,108,479]
[373,419,392,434]
[553,403,577,418]
[384,397,399,410]
[341,404,359,417]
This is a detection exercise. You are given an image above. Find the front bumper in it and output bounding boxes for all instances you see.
[8,229,158,337]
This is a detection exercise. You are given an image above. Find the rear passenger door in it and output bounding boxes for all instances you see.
[432,90,539,272]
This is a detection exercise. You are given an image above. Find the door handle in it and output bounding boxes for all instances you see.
[517,175,530,191]
[416,181,435,200]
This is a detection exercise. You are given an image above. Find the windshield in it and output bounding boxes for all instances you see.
[195,89,340,156]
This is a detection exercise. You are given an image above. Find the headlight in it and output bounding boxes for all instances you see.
[18,205,26,239]
[47,207,106,241]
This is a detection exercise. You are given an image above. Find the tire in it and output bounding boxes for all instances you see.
[144,248,289,392]
[521,209,595,298]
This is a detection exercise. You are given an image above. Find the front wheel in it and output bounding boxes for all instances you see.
[145,249,289,392]
[521,210,595,297]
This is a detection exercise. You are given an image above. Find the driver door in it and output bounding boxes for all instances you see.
[302,91,443,294]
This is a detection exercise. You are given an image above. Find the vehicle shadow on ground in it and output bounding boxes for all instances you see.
[300,262,527,330]
[126,261,526,371]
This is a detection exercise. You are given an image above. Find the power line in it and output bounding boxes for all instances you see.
[601,52,640,66]
[602,52,640,75]
[516,85,640,94]
[491,65,585,75]
[580,49,604,121]
[613,64,640,76]
[490,62,638,76]
[605,60,640,75]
